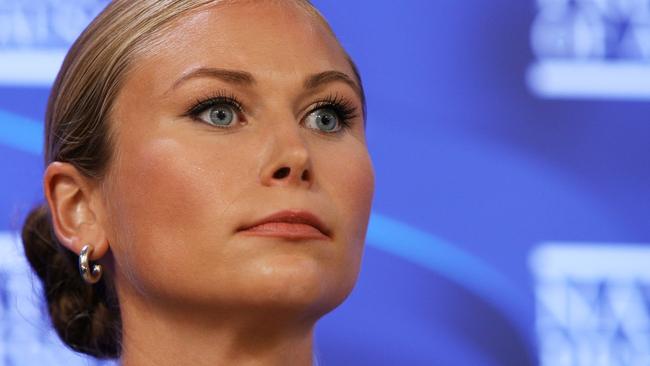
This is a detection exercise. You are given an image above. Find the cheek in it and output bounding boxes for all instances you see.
[334,144,375,234]
[320,141,375,272]
[105,137,247,295]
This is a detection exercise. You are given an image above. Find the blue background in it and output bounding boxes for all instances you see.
[1,1,649,365]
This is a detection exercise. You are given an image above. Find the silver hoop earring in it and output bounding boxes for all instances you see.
[79,244,103,284]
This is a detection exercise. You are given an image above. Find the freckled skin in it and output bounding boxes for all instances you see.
[98,1,374,365]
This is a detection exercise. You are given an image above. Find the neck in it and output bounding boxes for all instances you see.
[117,291,318,366]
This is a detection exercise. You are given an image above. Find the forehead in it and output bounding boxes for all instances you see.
[131,1,353,93]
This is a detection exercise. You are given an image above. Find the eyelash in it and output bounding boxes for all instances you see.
[310,93,359,132]
[184,90,359,133]
[186,90,244,119]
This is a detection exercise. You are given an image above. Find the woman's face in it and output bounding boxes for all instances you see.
[102,1,374,318]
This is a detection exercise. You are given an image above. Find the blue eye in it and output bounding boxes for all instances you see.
[306,107,341,133]
[187,93,244,128]
[304,93,359,134]
[198,105,237,127]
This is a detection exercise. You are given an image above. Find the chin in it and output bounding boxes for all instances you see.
[239,258,352,311]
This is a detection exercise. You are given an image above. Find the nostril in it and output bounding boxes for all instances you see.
[273,167,290,179]
[301,170,310,181]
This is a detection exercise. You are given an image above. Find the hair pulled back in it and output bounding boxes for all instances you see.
[20,0,363,359]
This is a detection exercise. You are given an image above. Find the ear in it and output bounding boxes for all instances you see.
[43,161,109,261]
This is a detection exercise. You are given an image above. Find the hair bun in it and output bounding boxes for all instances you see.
[21,204,121,359]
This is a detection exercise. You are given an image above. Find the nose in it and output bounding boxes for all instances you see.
[259,124,313,189]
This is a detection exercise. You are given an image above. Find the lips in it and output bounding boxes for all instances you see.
[237,210,331,239]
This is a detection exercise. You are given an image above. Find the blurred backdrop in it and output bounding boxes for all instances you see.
[1,0,649,365]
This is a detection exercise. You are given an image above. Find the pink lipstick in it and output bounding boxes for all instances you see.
[237,210,330,240]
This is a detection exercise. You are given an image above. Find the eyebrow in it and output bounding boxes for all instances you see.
[170,67,255,90]
[303,70,362,98]
[168,67,363,104]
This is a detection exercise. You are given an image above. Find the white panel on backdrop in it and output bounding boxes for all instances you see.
[0,0,108,86]
[0,232,116,366]
[527,0,650,100]
[530,243,650,366]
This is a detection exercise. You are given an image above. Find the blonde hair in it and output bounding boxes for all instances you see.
[22,0,364,359]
